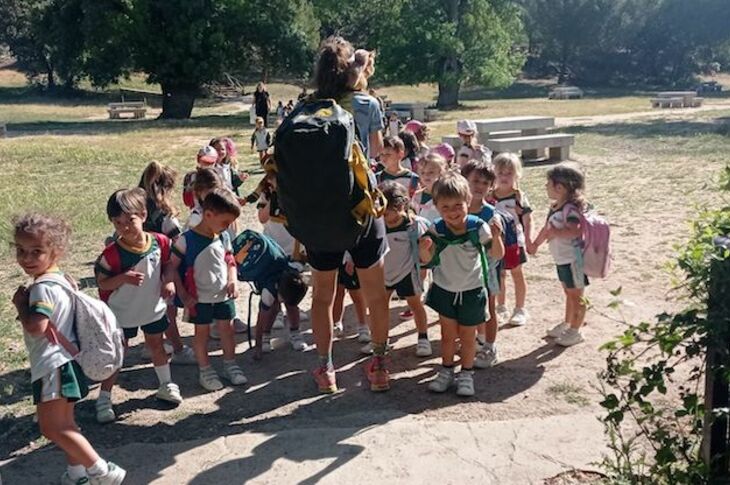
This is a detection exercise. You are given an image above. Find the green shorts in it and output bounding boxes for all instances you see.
[123,315,169,340]
[426,284,487,326]
[556,263,589,289]
[190,299,236,325]
[32,361,89,405]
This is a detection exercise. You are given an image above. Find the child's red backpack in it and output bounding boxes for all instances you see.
[182,171,196,209]
[565,204,612,278]
[97,233,171,302]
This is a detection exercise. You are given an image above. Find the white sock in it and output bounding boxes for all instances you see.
[67,464,87,480]
[476,334,486,346]
[98,390,111,401]
[87,458,109,477]
[154,364,172,384]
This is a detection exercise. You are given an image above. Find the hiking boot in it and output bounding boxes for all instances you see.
[496,304,510,323]
[222,362,248,385]
[199,366,223,392]
[156,382,183,404]
[456,370,475,397]
[509,308,528,326]
[88,462,126,485]
[428,368,455,393]
[399,309,414,320]
[95,395,115,424]
[61,472,89,485]
[475,347,498,369]
[547,322,569,338]
[556,328,584,347]
[233,317,247,334]
[365,356,390,392]
[170,345,197,365]
[313,366,337,394]
[290,331,306,351]
[357,325,371,343]
[415,338,432,357]
[272,312,285,330]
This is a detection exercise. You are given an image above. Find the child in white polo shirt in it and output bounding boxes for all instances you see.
[95,188,183,424]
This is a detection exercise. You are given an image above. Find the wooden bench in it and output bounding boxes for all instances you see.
[549,86,584,100]
[108,101,147,119]
[485,134,575,162]
[651,97,684,109]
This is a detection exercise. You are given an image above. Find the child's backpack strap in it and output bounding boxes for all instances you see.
[406,216,425,288]
[219,232,237,268]
[427,216,490,288]
[97,243,122,302]
[151,232,171,265]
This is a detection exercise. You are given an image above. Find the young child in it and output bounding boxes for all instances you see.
[12,213,127,485]
[404,120,430,160]
[94,189,183,424]
[456,120,491,168]
[421,172,492,397]
[462,161,505,368]
[168,189,248,391]
[276,101,285,120]
[182,145,218,210]
[386,111,402,138]
[398,130,420,173]
[530,162,589,347]
[376,136,420,197]
[381,181,432,357]
[490,153,532,327]
[231,229,308,357]
[210,137,247,198]
[251,117,272,162]
[431,143,456,167]
[139,161,197,366]
[332,254,370,351]
[412,152,448,223]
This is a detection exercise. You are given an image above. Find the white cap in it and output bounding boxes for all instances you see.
[197,145,218,165]
[457,119,477,135]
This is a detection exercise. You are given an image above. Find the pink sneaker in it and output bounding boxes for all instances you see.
[364,356,390,392]
[313,366,337,394]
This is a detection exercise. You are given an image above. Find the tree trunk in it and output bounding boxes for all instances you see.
[160,83,197,119]
[437,78,460,109]
[46,61,56,90]
[437,0,462,110]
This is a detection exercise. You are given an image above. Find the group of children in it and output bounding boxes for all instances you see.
[11,114,593,484]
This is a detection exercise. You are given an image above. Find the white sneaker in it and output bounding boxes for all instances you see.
[233,317,247,334]
[61,472,89,485]
[262,334,273,353]
[509,308,528,326]
[199,367,223,391]
[415,338,432,357]
[222,362,248,385]
[428,368,455,393]
[496,304,510,323]
[360,342,373,355]
[290,332,306,351]
[95,395,115,424]
[547,322,569,338]
[272,312,285,330]
[333,321,344,336]
[475,347,498,368]
[156,382,183,404]
[456,370,475,397]
[88,462,126,485]
[556,328,584,347]
[357,325,371,343]
[170,345,197,365]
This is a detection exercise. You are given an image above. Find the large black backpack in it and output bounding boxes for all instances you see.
[274,98,385,253]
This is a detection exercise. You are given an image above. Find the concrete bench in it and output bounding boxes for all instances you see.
[485,134,575,162]
[651,97,684,109]
[390,102,427,121]
[690,97,704,108]
[549,87,584,100]
[108,101,147,119]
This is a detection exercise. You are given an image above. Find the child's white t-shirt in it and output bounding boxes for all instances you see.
[384,216,430,287]
[215,162,233,190]
[96,235,167,328]
[376,169,420,196]
[411,190,440,223]
[547,203,583,265]
[493,191,532,248]
[429,219,492,292]
[174,230,232,303]
[25,271,75,382]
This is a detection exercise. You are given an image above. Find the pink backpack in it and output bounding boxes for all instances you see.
[564,204,612,278]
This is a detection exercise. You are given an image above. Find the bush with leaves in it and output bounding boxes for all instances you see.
[599,167,730,483]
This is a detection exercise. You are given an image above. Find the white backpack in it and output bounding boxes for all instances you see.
[35,274,124,381]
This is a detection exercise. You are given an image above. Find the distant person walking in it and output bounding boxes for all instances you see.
[254,83,272,127]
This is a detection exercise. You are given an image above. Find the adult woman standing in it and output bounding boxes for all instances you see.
[254,82,272,127]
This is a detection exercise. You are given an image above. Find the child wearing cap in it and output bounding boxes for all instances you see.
[251,117,272,162]
[456,120,491,168]
[386,111,402,138]
[182,145,219,210]
[431,143,456,167]
[405,120,430,160]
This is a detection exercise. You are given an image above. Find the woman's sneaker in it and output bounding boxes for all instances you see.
[199,366,223,391]
[88,462,126,485]
[290,331,306,351]
[556,328,584,347]
[496,304,510,323]
[262,334,273,353]
[156,382,183,404]
[456,370,475,397]
[313,366,337,394]
[415,338,432,357]
[170,345,197,365]
[95,395,115,424]
[357,325,371,343]
[475,347,498,368]
[547,322,569,338]
[509,308,528,326]
[222,362,248,385]
[428,368,455,393]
